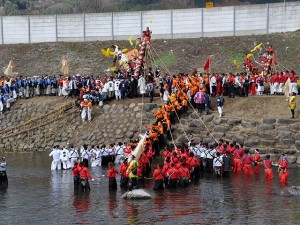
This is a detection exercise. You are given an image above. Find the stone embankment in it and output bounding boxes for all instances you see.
[0,97,157,152]
[171,110,300,167]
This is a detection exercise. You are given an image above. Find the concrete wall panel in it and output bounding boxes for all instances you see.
[85,13,112,39]
[57,14,84,41]
[30,15,56,43]
[3,16,29,44]
[173,8,202,35]
[203,7,234,36]
[113,12,141,37]
[269,4,300,33]
[235,5,267,32]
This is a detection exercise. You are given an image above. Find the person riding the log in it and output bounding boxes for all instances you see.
[242,149,254,175]
[126,155,139,191]
[253,149,262,174]
[79,162,94,192]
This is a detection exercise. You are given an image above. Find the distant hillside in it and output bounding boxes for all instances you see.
[0,0,294,16]
[0,31,299,77]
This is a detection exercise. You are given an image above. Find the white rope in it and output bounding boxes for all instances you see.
[149,44,218,143]
[146,46,178,150]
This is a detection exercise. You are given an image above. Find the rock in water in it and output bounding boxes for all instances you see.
[121,189,152,199]
[280,186,300,196]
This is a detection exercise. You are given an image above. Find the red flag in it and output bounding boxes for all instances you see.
[203,56,210,70]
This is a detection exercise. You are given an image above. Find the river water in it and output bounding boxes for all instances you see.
[0,152,300,225]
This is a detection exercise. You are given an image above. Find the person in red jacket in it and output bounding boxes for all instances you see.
[263,155,274,180]
[153,164,165,190]
[166,163,178,188]
[242,150,254,175]
[253,149,262,174]
[278,155,289,183]
[187,152,200,180]
[72,162,81,191]
[106,162,118,191]
[79,162,94,193]
[120,159,129,189]
[177,162,190,187]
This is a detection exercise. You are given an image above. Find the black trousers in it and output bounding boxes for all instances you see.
[74,176,80,191]
[153,179,164,190]
[120,176,129,189]
[79,179,90,193]
[109,178,117,190]
[0,171,8,188]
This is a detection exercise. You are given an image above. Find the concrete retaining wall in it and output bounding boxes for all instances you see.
[0,1,299,44]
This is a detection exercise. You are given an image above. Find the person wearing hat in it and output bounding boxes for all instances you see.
[0,157,8,188]
[253,149,262,174]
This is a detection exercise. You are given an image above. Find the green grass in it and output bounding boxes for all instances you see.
[152,54,177,67]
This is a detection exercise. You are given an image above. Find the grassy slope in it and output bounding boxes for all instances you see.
[0,31,299,77]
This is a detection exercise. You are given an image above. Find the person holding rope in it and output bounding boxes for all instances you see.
[78,162,94,193]
[152,164,165,190]
[106,162,119,191]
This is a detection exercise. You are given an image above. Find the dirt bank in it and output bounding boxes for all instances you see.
[0,31,299,77]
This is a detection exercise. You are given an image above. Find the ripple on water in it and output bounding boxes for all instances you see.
[1,152,300,225]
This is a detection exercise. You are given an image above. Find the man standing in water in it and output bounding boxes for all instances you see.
[126,155,139,191]
[0,157,8,188]
[49,145,61,171]
[79,162,94,193]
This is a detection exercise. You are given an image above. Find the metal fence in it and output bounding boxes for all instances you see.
[0,1,299,44]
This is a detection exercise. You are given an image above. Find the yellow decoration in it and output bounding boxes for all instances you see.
[135,39,140,46]
[128,35,134,46]
[101,48,115,58]
[122,48,128,53]
[109,66,117,71]
[205,2,214,8]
